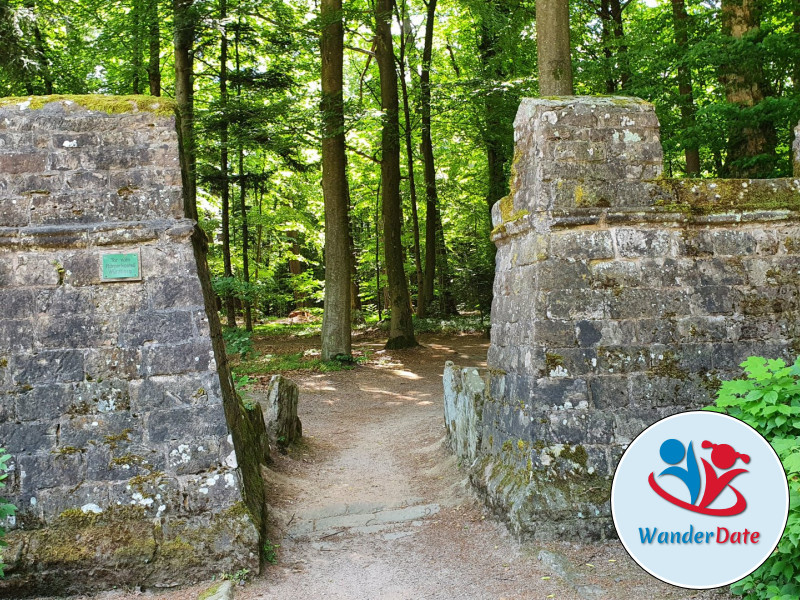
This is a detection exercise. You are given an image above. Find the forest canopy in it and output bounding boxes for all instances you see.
[1,0,798,337]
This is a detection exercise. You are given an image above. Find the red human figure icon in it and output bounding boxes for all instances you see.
[698,441,750,510]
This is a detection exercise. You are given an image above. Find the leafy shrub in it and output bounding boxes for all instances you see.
[0,449,17,578]
[223,327,254,358]
[707,356,800,599]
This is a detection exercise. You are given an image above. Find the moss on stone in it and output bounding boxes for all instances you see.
[649,350,688,380]
[560,444,588,468]
[545,353,564,372]
[52,446,85,456]
[0,94,176,116]
[653,178,800,216]
[198,583,224,600]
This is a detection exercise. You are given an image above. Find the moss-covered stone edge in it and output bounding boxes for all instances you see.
[653,178,800,216]
[0,94,176,117]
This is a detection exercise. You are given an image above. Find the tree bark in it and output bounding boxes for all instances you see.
[24,0,53,94]
[396,4,423,314]
[375,0,417,349]
[218,0,236,328]
[419,0,438,317]
[147,0,161,96]
[235,24,252,332]
[536,0,574,95]
[609,0,629,89]
[173,0,197,221]
[671,0,700,175]
[239,149,253,332]
[478,6,512,214]
[720,0,776,177]
[131,0,143,94]
[320,0,352,360]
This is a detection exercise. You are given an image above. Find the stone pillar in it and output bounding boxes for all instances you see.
[0,97,266,594]
[452,96,800,541]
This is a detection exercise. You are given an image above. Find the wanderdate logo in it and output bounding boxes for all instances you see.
[648,438,750,516]
[611,411,789,589]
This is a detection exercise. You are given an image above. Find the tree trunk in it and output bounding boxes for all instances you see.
[239,149,253,332]
[131,0,143,94]
[671,0,700,175]
[320,0,352,360]
[419,0,438,317]
[536,0,574,95]
[147,0,161,96]
[218,0,236,328]
[349,219,363,315]
[598,0,616,93]
[720,0,776,177]
[396,5,423,314]
[478,9,512,215]
[24,0,53,94]
[609,0,629,89]
[434,201,458,316]
[234,26,252,332]
[376,0,417,349]
[173,0,197,221]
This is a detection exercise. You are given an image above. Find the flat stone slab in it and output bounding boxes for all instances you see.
[288,502,440,540]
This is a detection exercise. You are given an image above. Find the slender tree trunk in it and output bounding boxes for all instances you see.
[720,0,776,177]
[609,0,629,89]
[478,10,512,215]
[434,202,458,316]
[174,0,197,221]
[25,0,53,94]
[396,5,423,313]
[320,0,352,360]
[239,149,253,331]
[219,0,236,327]
[671,0,700,175]
[147,0,161,96]
[375,183,382,321]
[419,0,438,317]
[598,0,616,93]
[234,25,252,332]
[536,0,574,95]
[794,0,800,90]
[131,0,143,94]
[375,0,417,349]
[349,218,363,315]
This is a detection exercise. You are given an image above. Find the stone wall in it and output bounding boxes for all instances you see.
[0,97,268,595]
[445,97,800,541]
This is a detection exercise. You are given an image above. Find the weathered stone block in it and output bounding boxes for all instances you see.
[262,374,302,450]
[0,98,266,593]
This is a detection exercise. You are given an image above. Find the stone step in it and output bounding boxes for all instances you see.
[287,502,440,539]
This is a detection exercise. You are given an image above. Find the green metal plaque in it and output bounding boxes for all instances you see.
[101,252,141,281]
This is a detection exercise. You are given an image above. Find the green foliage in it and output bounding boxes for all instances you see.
[0,449,17,578]
[233,351,357,376]
[262,539,279,564]
[707,357,800,599]
[223,327,254,358]
[221,567,250,584]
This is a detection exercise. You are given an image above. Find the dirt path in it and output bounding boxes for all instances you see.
[243,333,732,600]
[68,333,734,600]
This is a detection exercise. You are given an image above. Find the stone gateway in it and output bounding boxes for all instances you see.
[0,96,269,595]
[444,96,800,541]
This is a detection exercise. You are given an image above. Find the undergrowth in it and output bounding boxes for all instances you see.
[707,356,800,599]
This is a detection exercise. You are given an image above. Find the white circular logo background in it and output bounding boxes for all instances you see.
[611,411,789,589]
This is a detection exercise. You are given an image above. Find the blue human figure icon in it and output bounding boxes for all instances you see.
[658,438,701,505]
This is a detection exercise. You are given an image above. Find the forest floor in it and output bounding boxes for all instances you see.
[67,330,735,600]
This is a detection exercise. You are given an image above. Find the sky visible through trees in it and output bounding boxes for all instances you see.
[1,0,799,347]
